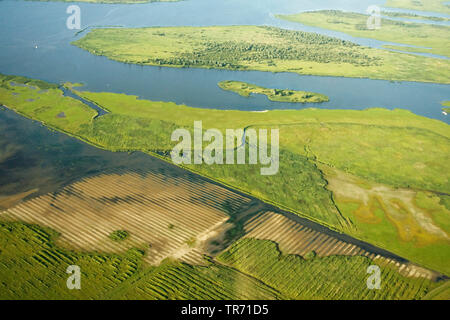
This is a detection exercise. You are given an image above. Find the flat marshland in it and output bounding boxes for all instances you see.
[72,26,450,83]
[1,2,449,299]
[278,10,450,57]
[1,74,449,278]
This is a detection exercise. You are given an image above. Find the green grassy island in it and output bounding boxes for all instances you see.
[218,81,329,103]
[72,25,450,84]
[277,10,450,57]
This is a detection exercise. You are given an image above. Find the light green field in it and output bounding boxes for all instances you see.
[1,73,449,275]
[385,0,450,14]
[72,25,450,84]
[382,11,450,22]
[277,10,450,57]
[218,238,442,300]
[323,166,450,275]
[218,81,329,103]
[3,221,445,299]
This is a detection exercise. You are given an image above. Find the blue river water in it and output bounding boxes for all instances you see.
[0,0,449,123]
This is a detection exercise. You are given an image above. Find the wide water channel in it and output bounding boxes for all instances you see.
[0,0,449,122]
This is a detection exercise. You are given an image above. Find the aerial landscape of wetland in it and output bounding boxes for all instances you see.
[0,0,449,306]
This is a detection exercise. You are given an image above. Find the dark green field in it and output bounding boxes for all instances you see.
[2,221,446,300]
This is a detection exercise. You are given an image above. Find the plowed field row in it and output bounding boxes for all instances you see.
[218,238,434,300]
[244,211,438,280]
[0,169,250,265]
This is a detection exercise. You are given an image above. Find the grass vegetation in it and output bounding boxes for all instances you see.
[109,230,129,242]
[1,73,449,275]
[324,166,450,275]
[422,281,450,300]
[385,0,450,14]
[218,81,329,103]
[0,221,280,299]
[0,221,144,299]
[382,11,450,22]
[218,238,441,300]
[277,10,450,57]
[2,221,447,299]
[72,25,450,84]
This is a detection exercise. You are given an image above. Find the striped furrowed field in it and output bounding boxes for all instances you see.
[2,219,445,300]
[0,168,251,265]
[243,211,441,281]
[0,221,144,299]
[218,238,441,300]
[1,165,446,299]
[114,261,283,300]
[1,198,447,299]
[0,221,282,299]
